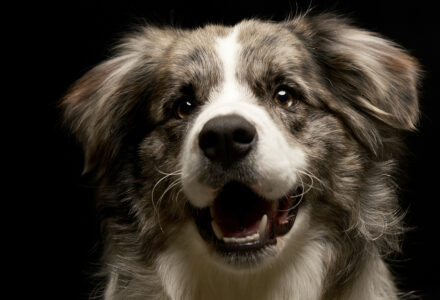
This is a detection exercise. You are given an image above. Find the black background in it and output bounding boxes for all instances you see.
[21,0,439,299]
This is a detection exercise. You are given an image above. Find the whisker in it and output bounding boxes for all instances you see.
[280,175,307,213]
[297,169,331,192]
[151,168,182,232]
[157,178,182,209]
[154,166,182,177]
[173,187,184,203]
[277,171,317,213]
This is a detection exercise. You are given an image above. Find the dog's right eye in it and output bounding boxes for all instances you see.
[274,88,297,108]
[175,100,195,119]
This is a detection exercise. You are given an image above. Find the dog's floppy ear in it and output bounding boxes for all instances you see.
[294,14,421,156]
[61,27,174,176]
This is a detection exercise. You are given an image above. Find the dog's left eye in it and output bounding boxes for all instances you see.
[274,89,296,108]
[175,100,195,119]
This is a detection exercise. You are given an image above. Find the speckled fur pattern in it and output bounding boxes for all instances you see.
[62,13,420,300]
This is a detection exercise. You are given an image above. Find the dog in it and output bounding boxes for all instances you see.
[62,13,420,300]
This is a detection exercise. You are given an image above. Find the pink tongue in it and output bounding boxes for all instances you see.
[211,182,272,238]
[215,216,262,238]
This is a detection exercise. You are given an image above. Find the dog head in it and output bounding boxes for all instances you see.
[62,14,419,269]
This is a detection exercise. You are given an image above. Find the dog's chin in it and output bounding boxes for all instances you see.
[189,181,302,268]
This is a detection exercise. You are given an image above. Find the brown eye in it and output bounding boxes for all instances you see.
[274,89,296,108]
[176,100,194,119]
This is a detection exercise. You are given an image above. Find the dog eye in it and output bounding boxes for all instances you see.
[175,100,195,119]
[274,89,296,108]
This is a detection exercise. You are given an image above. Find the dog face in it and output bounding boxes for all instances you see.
[62,15,419,272]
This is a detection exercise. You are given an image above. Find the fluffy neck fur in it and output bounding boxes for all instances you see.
[103,207,399,300]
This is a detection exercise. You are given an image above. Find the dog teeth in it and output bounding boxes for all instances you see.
[223,233,260,244]
[211,221,223,239]
[258,214,267,235]
[211,214,268,244]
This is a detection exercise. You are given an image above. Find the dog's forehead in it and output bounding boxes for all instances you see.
[150,21,309,121]
[208,21,309,104]
[167,21,305,80]
[236,21,303,55]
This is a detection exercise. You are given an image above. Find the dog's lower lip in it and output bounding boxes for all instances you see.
[191,181,302,255]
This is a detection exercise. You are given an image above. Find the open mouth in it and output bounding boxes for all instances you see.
[191,181,302,256]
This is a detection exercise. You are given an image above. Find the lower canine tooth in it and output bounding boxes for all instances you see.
[259,214,268,235]
[211,221,223,239]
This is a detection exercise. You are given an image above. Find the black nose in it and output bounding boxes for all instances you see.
[198,114,257,166]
